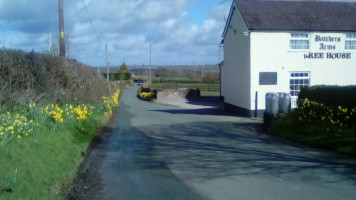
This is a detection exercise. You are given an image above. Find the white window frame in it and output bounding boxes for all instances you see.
[345,34,356,51]
[289,72,310,97]
[289,33,310,51]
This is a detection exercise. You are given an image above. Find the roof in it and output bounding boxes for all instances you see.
[233,0,356,32]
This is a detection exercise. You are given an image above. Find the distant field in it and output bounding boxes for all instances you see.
[148,77,220,96]
[132,65,221,96]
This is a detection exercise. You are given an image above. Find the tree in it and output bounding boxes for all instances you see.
[117,63,131,80]
[118,62,128,73]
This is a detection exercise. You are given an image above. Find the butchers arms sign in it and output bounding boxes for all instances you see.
[304,34,352,59]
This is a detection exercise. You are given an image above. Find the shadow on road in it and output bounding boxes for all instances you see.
[150,108,227,116]
[140,121,356,186]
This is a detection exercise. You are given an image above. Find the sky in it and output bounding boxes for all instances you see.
[0,0,232,66]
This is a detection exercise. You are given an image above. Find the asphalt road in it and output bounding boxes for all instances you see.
[73,86,356,200]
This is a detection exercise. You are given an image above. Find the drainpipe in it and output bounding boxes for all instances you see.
[255,91,258,118]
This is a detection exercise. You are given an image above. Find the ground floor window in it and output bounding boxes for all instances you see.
[290,72,310,97]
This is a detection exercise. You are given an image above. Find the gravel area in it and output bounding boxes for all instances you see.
[156,89,222,109]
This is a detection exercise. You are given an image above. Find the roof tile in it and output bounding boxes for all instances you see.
[235,0,356,31]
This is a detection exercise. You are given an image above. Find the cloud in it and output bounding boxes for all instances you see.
[211,1,232,20]
[137,0,187,21]
[0,0,231,66]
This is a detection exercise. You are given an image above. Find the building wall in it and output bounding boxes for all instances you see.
[250,32,356,110]
[222,7,251,111]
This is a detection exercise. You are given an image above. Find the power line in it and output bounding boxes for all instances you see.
[69,40,83,56]
[82,0,103,44]
[82,0,108,66]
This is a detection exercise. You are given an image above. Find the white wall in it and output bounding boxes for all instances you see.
[250,32,356,110]
[222,7,251,110]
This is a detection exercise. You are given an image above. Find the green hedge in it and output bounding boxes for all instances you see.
[298,85,356,108]
[0,49,117,110]
[101,72,132,81]
[116,72,132,80]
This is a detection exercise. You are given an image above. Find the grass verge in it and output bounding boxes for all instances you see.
[0,89,120,200]
[0,116,107,200]
[268,112,356,157]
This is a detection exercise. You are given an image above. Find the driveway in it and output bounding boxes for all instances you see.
[71,86,356,200]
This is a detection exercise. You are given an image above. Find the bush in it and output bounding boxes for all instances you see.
[0,48,118,111]
[267,85,356,157]
[185,89,200,99]
[117,72,132,80]
[299,85,356,109]
[137,88,156,101]
[297,86,356,129]
[297,98,356,130]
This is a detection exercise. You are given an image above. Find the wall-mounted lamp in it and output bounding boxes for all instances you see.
[242,31,250,36]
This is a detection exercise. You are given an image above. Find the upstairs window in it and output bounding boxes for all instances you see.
[345,34,356,50]
[290,33,309,50]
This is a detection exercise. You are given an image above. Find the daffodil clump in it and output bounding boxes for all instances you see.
[42,104,64,123]
[73,105,89,120]
[29,103,96,124]
[0,89,120,146]
[102,89,120,115]
[0,112,37,146]
[297,98,356,130]
[138,89,154,101]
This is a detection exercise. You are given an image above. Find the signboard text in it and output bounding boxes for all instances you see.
[304,34,351,59]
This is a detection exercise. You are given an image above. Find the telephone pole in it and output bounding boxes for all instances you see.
[48,34,53,53]
[106,44,109,80]
[149,43,152,87]
[58,0,66,57]
[150,43,152,67]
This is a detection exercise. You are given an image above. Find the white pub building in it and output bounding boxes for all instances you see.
[221,0,356,117]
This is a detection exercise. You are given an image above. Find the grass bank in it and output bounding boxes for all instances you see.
[0,89,120,199]
[0,48,120,199]
[0,116,103,199]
